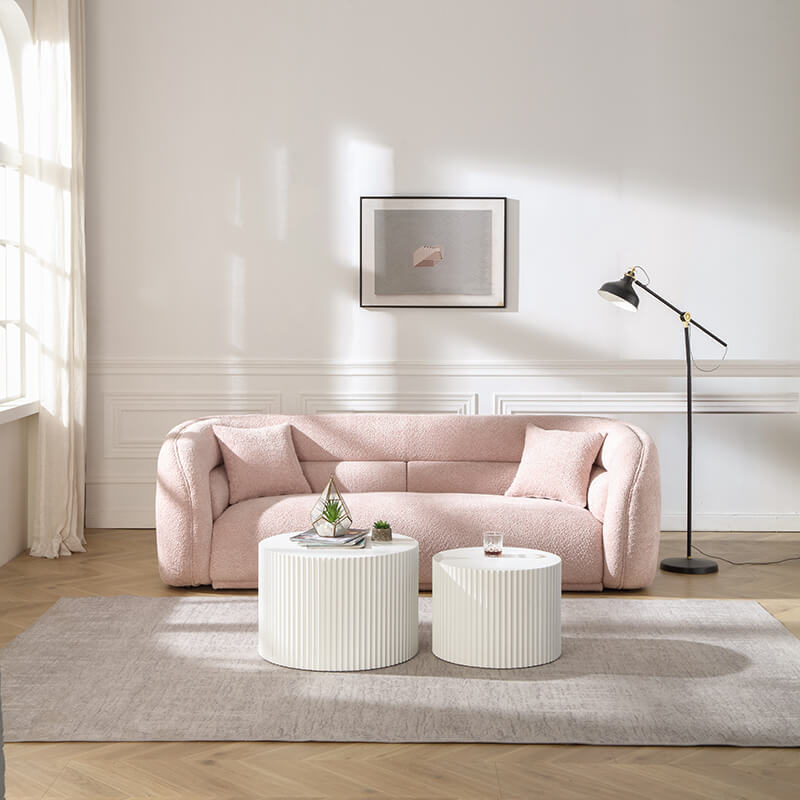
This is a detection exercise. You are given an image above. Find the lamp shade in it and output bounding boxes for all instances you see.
[598,274,639,311]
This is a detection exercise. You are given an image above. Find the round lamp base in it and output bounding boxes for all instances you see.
[660,556,718,575]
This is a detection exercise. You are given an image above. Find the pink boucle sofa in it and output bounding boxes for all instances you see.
[155,414,661,591]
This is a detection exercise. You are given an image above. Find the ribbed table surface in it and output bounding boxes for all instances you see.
[432,546,561,669]
[258,533,419,671]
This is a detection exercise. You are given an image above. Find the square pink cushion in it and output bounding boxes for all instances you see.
[212,423,311,504]
[505,424,605,507]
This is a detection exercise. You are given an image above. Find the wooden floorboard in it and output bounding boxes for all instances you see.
[1,530,799,799]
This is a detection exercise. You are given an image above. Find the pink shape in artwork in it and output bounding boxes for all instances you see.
[413,245,444,267]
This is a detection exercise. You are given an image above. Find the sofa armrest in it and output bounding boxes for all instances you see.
[599,422,661,589]
[155,420,221,586]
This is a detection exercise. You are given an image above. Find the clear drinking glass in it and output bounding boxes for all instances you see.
[483,531,503,557]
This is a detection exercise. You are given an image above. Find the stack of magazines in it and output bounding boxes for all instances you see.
[290,529,368,548]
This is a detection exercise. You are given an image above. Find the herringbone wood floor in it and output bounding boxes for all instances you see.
[2,530,799,800]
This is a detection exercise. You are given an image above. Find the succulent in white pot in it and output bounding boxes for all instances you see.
[313,499,350,538]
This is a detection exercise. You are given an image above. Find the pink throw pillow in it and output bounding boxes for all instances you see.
[212,423,311,504]
[505,424,605,507]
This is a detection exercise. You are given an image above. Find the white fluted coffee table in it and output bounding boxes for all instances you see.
[258,533,419,671]
[432,547,561,668]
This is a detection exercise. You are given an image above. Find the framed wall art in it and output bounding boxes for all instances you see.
[360,196,506,308]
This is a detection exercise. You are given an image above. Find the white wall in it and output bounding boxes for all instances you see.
[85,0,800,529]
[0,418,28,565]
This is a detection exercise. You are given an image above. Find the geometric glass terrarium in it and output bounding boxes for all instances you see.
[310,475,353,537]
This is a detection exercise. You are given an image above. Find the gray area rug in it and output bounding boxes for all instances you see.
[1,596,799,746]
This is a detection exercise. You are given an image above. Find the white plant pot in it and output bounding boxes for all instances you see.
[313,518,351,538]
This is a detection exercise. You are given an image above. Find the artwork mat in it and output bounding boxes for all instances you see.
[360,196,506,308]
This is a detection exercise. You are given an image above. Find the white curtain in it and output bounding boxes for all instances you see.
[27,0,87,558]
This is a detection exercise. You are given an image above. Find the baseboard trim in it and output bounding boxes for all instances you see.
[661,514,800,532]
[86,509,156,529]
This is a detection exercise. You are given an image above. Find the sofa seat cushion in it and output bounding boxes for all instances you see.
[210,492,603,590]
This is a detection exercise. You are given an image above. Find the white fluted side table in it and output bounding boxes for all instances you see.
[258,533,419,671]
[432,547,561,668]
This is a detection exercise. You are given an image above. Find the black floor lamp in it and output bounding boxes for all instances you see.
[598,267,727,574]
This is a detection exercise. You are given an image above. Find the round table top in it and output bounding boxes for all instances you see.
[432,546,560,572]
[259,532,418,559]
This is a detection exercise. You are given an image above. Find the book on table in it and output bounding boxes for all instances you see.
[290,529,368,548]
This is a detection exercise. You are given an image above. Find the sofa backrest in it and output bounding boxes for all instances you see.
[301,460,406,493]
[197,414,633,513]
[202,413,625,460]
[406,461,519,495]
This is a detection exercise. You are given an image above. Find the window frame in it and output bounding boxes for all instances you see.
[0,0,34,419]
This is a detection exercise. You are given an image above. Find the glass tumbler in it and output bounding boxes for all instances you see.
[483,531,504,557]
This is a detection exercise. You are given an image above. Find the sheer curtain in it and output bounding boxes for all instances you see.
[27,0,87,558]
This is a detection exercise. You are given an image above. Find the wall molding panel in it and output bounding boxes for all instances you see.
[494,392,800,416]
[103,392,282,460]
[89,358,800,379]
[86,363,800,530]
[299,392,479,415]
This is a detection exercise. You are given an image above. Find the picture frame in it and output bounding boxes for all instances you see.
[360,196,507,308]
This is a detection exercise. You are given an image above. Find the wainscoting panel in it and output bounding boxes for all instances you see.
[493,393,800,416]
[86,359,800,530]
[103,392,282,460]
[299,393,478,414]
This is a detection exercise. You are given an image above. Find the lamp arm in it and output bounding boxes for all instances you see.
[633,279,682,315]
[633,279,727,348]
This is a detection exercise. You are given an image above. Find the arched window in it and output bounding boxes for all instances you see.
[0,0,30,405]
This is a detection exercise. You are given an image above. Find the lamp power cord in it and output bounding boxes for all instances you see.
[691,544,800,566]
[689,324,728,372]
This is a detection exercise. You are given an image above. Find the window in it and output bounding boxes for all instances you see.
[0,12,25,405]
[1,164,23,404]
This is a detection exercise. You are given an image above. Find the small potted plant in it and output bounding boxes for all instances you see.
[371,520,392,542]
[310,476,353,537]
[314,498,349,537]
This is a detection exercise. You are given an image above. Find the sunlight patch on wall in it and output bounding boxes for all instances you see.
[227,253,246,353]
[332,130,394,267]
